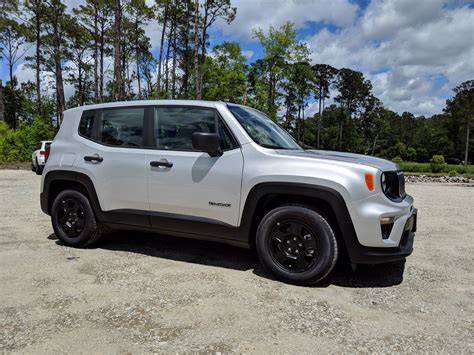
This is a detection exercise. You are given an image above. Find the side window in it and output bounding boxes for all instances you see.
[79,110,95,138]
[154,107,238,151]
[218,119,238,150]
[155,107,215,150]
[99,108,144,147]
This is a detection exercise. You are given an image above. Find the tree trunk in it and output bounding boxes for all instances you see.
[297,103,301,143]
[93,0,99,102]
[35,0,41,107]
[133,16,141,98]
[339,121,343,151]
[198,0,209,100]
[99,22,105,102]
[55,56,65,123]
[78,63,84,106]
[301,99,305,147]
[465,119,470,165]
[164,25,171,97]
[316,85,322,149]
[193,0,200,99]
[181,1,191,98]
[371,134,378,155]
[171,10,177,99]
[156,3,168,99]
[113,0,123,101]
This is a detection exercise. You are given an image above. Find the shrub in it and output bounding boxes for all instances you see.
[0,118,55,162]
[430,155,445,173]
[449,170,458,177]
[406,147,417,161]
[387,142,406,159]
[392,156,403,164]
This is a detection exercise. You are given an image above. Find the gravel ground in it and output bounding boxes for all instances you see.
[0,170,473,353]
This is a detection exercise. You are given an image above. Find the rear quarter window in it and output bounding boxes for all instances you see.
[79,110,95,138]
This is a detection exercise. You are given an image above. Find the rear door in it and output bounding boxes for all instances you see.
[146,106,244,227]
[76,106,150,223]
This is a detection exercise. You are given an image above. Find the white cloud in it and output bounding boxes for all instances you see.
[306,1,474,116]
[5,0,473,117]
[215,0,359,39]
[242,50,254,59]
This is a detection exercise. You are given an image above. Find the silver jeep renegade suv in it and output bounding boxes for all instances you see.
[40,100,417,285]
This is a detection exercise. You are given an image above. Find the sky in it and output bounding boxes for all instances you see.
[2,0,474,117]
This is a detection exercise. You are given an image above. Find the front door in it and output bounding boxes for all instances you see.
[146,106,243,227]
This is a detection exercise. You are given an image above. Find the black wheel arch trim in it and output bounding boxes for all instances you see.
[41,173,413,263]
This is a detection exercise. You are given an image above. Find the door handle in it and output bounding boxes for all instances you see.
[84,155,103,162]
[150,161,173,168]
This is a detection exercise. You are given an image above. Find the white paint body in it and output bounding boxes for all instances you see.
[42,100,415,248]
[32,140,52,168]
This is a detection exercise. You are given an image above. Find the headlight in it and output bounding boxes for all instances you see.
[381,171,405,202]
[381,173,387,192]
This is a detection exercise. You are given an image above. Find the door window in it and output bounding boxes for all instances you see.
[154,107,238,151]
[99,108,144,147]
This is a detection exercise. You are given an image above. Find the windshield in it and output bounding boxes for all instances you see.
[228,105,302,150]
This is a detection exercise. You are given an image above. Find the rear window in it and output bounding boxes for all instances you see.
[79,111,95,138]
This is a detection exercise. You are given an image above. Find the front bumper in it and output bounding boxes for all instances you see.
[347,208,417,264]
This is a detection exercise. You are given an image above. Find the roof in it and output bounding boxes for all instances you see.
[64,100,226,113]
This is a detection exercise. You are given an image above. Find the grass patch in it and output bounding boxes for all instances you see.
[399,161,474,177]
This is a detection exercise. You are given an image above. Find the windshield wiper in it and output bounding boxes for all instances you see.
[260,143,286,149]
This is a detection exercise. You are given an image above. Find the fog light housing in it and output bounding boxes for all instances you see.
[380,216,396,239]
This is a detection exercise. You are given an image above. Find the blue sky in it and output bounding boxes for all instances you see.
[2,0,473,117]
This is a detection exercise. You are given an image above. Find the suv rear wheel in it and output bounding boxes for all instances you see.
[35,159,42,175]
[51,189,102,247]
[256,205,338,285]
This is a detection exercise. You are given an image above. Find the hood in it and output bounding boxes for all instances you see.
[276,149,400,172]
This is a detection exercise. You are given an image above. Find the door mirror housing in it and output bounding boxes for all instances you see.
[192,132,222,157]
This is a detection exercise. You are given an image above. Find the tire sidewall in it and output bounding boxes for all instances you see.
[256,206,338,285]
[51,190,98,247]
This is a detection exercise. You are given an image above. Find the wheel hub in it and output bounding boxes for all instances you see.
[58,199,85,237]
[269,221,318,272]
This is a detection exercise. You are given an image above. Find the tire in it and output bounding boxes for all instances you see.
[35,159,42,175]
[31,161,36,172]
[51,189,102,247]
[256,205,338,286]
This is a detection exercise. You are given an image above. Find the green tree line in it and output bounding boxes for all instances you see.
[0,0,472,164]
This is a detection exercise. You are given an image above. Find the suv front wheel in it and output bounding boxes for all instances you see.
[256,206,338,285]
[51,189,103,247]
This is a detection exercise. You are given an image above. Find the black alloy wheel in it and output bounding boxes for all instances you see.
[256,205,338,285]
[57,198,86,238]
[269,220,319,272]
[51,189,103,247]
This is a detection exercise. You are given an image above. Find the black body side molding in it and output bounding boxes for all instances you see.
[41,172,412,263]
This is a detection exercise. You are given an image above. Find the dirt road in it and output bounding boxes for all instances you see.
[0,170,473,353]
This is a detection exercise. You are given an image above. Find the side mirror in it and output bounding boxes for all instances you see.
[192,132,222,157]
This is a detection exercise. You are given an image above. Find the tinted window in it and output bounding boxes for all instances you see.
[155,107,237,151]
[99,108,144,147]
[79,111,95,138]
[218,119,238,150]
[228,105,301,150]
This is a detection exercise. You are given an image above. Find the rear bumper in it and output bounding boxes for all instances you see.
[347,208,417,264]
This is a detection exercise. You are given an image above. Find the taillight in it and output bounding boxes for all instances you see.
[40,150,45,155]
[44,149,50,161]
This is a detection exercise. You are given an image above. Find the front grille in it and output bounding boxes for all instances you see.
[382,171,406,202]
[398,172,406,198]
